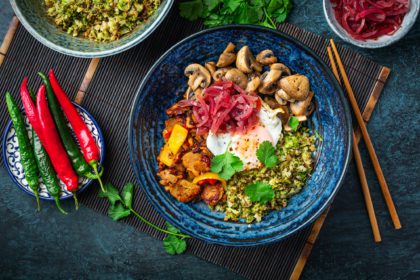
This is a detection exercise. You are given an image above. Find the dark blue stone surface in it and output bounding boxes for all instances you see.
[0,1,419,279]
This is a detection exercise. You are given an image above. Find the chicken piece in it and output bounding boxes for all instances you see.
[167,179,201,203]
[158,169,181,186]
[201,184,224,206]
[182,152,210,177]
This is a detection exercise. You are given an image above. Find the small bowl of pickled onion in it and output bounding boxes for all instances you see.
[323,0,419,48]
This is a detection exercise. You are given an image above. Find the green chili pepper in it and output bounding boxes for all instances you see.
[38,72,101,180]
[5,92,40,210]
[32,128,67,214]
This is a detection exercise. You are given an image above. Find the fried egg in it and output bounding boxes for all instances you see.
[206,102,283,170]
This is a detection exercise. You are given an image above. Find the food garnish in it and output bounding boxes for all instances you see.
[210,148,244,180]
[99,183,190,255]
[256,141,278,168]
[44,0,160,42]
[6,92,40,210]
[179,0,293,29]
[331,0,410,40]
[49,70,105,193]
[288,116,299,131]
[245,182,275,204]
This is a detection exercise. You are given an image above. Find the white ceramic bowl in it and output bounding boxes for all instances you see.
[323,0,419,48]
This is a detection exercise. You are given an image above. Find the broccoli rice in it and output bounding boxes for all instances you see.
[44,0,160,42]
[213,128,317,223]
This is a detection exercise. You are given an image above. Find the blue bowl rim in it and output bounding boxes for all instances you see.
[2,102,106,200]
[128,24,353,246]
[9,0,174,58]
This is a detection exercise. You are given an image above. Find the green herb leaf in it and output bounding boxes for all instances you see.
[163,235,187,255]
[98,183,122,206]
[204,0,222,11]
[211,150,244,180]
[314,130,323,142]
[288,116,299,131]
[179,0,204,21]
[166,222,181,234]
[122,182,134,208]
[107,203,131,221]
[245,182,274,204]
[256,141,278,168]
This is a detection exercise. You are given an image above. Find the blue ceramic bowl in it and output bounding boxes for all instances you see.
[10,0,173,58]
[128,25,352,246]
[2,103,105,200]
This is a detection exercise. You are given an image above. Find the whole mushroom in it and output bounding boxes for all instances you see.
[225,68,248,89]
[256,50,277,65]
[184,64,212,90]
[236,46,262,73]
[279,74,310,101]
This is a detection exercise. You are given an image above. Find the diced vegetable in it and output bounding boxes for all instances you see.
[192,172,226,187]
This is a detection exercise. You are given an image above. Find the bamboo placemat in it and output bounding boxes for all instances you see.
[0,10,390,280]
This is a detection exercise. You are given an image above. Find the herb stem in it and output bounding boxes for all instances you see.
[263,8,276,29]
[129,207,191,239]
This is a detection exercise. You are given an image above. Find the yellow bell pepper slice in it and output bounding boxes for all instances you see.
[168,124,188,154]
[159,124,188,167]
[192,172,226,187]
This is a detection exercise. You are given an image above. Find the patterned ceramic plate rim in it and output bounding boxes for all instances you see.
[2,102,105,200]
[128,25,352,246]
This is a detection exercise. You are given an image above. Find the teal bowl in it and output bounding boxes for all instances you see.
[10,0,173,58]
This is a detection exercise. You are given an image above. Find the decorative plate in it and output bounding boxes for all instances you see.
[2,103,105,200]
[128,25,352,246]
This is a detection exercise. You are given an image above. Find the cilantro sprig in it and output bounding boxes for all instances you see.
[99,183,190,255]
[256,141,278,168]
[288,116,299,131]
[245,182,274,204]
[179,0,293,29]
[211,147,244,180]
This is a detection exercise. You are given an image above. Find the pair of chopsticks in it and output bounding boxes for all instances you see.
[327,39,401,242]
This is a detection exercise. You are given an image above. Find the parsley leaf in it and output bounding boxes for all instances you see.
[245,182,275,204]
[288,116,299,131]
[107,203,131,221]
[256,141,278,168]
[163,235,187,255]
[98,183,121,206]
[211,149,244,180]
[179,0,203,21]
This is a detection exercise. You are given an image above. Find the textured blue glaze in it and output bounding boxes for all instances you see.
[128,25,352,246]
[9,0,173,57]
[2,103,105,200]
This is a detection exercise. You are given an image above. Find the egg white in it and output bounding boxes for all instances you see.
[206,103,283,170]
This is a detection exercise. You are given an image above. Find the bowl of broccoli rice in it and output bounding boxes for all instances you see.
[10,0,173,57]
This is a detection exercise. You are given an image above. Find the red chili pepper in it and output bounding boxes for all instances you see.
[36,85,78,192]
[20,78,43,140]
[48,69,100,165]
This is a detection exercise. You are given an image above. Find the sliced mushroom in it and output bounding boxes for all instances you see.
[275,88,294,102]
[184,64,211,90]
[279,74,310,101]
[270,63,292,76]
[256,50,277,65]
[212,67,230,81]
[274,93,287,105]
[216,43,236,67]
[225,68,248,89]
[205,61,216,76]
[258,69,282,95]
[290,91,314,116]
[236,46,262,73]
[246,75,261,92]
[264,96,281,109]
[277,105,290,124]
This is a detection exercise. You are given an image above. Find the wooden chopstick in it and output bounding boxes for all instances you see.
[329,39,401,229]
[327,47,382,242]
